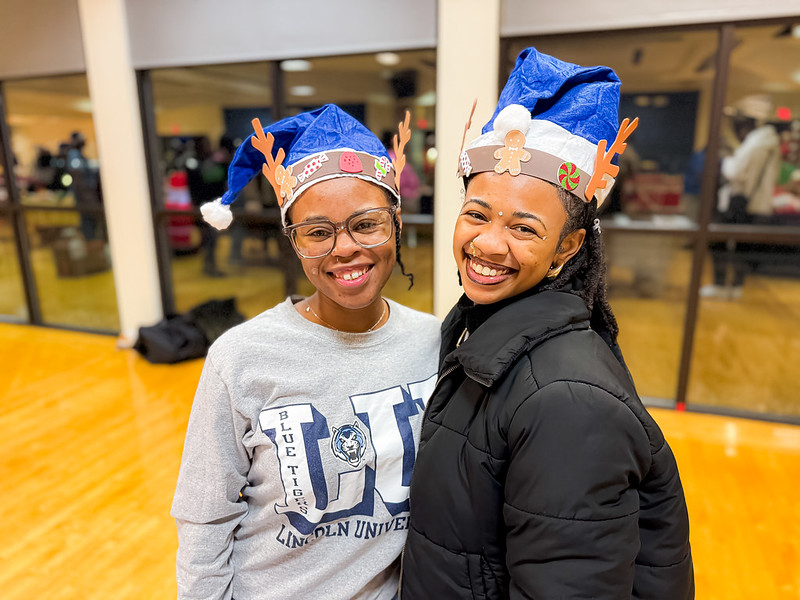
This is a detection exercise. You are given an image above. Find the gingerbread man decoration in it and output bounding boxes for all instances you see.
[493,130,530,176]
[250,117,298,207]
[270,163,297,203]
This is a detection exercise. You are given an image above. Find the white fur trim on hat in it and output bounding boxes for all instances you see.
[469,118,599,175]
[200,198,233,230]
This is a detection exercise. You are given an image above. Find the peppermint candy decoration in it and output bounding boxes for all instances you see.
[460,150,472,176]
[298,153,329,183]
[557,162,580,191]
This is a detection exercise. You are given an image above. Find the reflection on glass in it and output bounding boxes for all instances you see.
[152,62,274,278]
[0,212,28,320]
[604,231,692,402]
[510,30,717,226]
[3,74,117,332]
[4,76,102,210]
[713,24,800,228]
[691,245,800,417]
[24,209,119,331]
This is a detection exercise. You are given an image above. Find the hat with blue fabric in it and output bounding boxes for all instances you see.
[201,103,410,229]
[457,47,638,208]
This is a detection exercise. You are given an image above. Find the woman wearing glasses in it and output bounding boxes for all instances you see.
[400,49,693,599]
[171,104,440,600]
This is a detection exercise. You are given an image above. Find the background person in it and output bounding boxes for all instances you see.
[703,96,780,300]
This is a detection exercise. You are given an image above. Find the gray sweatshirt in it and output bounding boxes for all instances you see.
[172,297,441,600]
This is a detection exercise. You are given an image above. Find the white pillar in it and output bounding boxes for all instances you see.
[433,0,500,319]
[76,0,162,341]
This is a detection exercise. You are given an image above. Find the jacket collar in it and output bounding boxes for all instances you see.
[442,291,590,387]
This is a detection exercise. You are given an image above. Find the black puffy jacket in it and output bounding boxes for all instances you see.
[401,291,694,599]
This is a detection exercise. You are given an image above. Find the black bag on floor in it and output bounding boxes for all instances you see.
[187,297,245,345]
[133,314,208,364]
[133,298,245,364]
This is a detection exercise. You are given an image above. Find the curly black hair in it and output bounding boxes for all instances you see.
[537,186,619,345]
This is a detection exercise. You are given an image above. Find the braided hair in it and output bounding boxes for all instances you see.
[537,185,619,345]
[392,209,414,289]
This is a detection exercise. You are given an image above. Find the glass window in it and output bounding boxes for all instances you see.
[150,62,284,315]
[4,76,100,209]
[160,213,309,317]
[0,169,28,320]
[22,208,119,330]
[604,231,693,402]
[713,23,800,228]
[4,74,119,331]
[690,243,800,417]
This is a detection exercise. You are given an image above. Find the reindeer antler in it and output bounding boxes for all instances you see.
[392,111,411,184]
[250,117,295,206]
[584,117,639,202]
[458,99,478,159]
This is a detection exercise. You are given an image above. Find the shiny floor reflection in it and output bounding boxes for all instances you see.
[0,323,798,599]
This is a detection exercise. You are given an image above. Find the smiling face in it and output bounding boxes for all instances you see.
[287,177,399,314]
[453,171,586,305]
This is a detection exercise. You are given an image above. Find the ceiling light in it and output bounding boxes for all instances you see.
[280,60,312,72]
[289,85,316,97]
[375,52,401,66]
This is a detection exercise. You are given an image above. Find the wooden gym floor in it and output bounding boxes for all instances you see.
[0,323,798,599]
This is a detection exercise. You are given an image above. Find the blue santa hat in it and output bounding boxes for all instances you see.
[457,47,638,207]
[201,103,410,229]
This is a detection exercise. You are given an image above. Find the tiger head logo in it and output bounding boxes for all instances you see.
[331,422,368,467]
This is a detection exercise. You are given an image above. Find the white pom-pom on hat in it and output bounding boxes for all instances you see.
[492,104,532,138]
[200,198,233,230]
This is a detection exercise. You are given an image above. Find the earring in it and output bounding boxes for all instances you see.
[546,263,564,279]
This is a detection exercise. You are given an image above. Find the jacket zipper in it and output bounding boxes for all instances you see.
[399,361,461,599]
[423,362,460,421]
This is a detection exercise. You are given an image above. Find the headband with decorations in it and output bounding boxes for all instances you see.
[457,47,638,208]
[201,103,410,229]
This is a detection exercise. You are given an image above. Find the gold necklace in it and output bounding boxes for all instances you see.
[304,299,387,332]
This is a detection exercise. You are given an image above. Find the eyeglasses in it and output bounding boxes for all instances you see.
[283,206,396,259]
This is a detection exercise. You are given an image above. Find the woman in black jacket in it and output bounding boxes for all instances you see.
[401,47,694,599]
